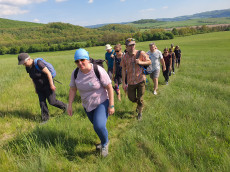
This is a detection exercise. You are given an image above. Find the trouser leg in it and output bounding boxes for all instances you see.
[85,99,109,147]
[46,88,66,110]
[37,91,49,121]
[136,81,145,113]
[163,65,169,82]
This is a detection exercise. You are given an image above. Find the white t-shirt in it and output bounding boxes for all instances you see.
[69,64,111,112]
[147,50,163,71]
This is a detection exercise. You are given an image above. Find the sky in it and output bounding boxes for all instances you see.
[0,0,230,27]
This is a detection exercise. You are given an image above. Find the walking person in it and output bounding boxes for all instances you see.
[169,48,176,75]
[147,43,166,95]
[67,48,114,157]
[174,45,182,68]
[105,44,114,79]
[112,44,124,101]
[162,48,172,85]
[121,38,151,120]
[17,53,67,122]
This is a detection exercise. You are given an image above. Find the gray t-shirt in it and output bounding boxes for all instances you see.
[147,50,163,71]
[69,64,111,112]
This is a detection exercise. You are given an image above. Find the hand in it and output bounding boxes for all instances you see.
[123,84,127,92]
[111,54,114,58]
[163,66,166,72]
[67,105,73,116]
[50,84,56,91]
[108,107,115,116]
[135,59,140,64]
[169,67,172,71]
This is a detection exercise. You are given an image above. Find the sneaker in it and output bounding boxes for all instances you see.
[137,113,142,120]
[165,81,168,85]
[153,90,157,95]
[101,142,109,157]
[173,72,175,75]
[96,143,102,151]
[63,103,68,113]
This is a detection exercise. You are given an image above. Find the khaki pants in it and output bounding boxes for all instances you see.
[127,80,145,113]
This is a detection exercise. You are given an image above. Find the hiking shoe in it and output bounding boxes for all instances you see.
[96,143,102,151]
[165,81,168,85]
[101,142,109,157]
[153,90,157,95]
[173,72,175,75]
[137,113,142,120]
[63,103,68,113]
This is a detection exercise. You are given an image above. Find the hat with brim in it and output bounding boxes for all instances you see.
[105,44,112,50]
[18,53,30,65]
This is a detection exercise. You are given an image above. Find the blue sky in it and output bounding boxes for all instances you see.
[0,0,230,26]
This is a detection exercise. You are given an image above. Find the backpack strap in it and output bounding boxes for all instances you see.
[74,64,100,81]
[34,58,43,72]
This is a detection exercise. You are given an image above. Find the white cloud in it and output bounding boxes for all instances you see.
[162,6,168,9]
[33,18,40,23]
[0,0,47,17]
[0,0,47,6]
[139,8,155,19]
[88,0,93,4]
[0,4,28,16]
[120,0,126,2]
[55,0,68,2]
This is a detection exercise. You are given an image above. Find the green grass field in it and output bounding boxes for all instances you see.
[0,31,230,171]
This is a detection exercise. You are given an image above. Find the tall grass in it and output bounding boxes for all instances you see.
[0,31,230,171]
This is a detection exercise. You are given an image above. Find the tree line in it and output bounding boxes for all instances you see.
[0,22,229,55]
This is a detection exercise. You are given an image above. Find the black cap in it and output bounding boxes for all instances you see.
[18,53,30,65]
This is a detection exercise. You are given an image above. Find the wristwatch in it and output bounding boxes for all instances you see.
[109,105,114,108]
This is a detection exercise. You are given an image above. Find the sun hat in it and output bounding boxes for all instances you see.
[105,44,112,50]
[74,48,89,61]
[18,53,30,65]
[125,38,136,46]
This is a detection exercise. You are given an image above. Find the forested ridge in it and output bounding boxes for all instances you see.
[0,18,230,55]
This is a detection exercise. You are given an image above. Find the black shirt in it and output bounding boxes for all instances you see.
[26,60,49,91]
[174,49,181,58]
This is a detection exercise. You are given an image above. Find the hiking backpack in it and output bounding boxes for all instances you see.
[89,58,105,68]
[136,50,153,75]
[34,58,56,78]
[74,64,100,81]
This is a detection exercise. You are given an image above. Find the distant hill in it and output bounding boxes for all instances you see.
[157,9,230,21]
[0,18,43,28]
[86,9,230,28]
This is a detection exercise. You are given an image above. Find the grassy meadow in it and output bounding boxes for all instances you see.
[0,31,230,171]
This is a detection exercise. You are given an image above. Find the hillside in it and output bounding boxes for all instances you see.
[86,9,230,28]
[158,8,230,21]
[128,17,230,29]
[0,18,43,28]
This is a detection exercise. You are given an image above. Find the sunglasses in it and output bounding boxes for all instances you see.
[115,50,120,52]
[75,59,86,64]
[127,38,135,42]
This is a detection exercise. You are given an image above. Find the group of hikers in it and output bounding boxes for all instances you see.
[17,38,182,157]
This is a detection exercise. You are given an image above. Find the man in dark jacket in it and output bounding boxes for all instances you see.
[18,53,67,122]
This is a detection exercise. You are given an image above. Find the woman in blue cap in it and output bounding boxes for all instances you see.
[67,48,114,157]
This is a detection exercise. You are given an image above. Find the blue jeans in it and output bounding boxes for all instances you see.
[85,99,109,147]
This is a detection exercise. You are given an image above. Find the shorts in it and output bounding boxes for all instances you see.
[150,69,160,79]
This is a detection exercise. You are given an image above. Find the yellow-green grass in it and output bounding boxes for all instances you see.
[0,31,230,171]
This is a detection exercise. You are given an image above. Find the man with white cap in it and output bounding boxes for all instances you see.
[121,38,151,120]
[105,44,114,79]
[17,53,67,122]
